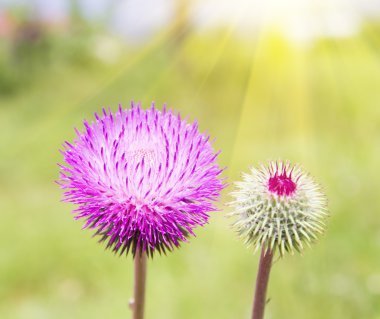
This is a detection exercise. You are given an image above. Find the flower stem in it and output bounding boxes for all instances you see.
[252,247,273,319]
[132,249,147,319]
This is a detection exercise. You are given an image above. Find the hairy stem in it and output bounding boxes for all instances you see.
[131,250,147,319]
[252,247,273,319]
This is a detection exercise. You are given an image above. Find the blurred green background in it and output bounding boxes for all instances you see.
[1,1,380,318]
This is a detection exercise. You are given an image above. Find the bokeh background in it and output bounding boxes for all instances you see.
[1,0,380,318]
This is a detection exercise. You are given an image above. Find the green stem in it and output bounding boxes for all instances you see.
[252,247,273,319]
[132,249,147,319]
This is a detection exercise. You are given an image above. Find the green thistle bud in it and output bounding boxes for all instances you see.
[230,161,328,256]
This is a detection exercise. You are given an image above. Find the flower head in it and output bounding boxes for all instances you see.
[230,161,328,256]
[59,102,224,257]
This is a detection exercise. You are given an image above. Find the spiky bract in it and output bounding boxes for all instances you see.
[59,102,224,257]
[230,161,328,256]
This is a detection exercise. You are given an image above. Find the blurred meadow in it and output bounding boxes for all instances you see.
[1,0,380,318]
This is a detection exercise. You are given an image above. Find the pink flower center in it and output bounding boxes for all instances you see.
[130,148,156,164]
[268,172,296,196]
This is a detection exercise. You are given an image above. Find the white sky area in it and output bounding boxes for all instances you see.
[1,0,380,42]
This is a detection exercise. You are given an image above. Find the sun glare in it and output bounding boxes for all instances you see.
[196,0,365,43]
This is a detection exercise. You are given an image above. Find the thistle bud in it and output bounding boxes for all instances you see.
[230,161,328,255]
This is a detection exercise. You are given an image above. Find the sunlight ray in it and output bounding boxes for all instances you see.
[228,29,268,174]
[143,1,249,103]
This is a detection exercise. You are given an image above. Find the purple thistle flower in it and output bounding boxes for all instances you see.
[58,102,225,257]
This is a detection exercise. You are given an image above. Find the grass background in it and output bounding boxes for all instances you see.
[1,22,380,319]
